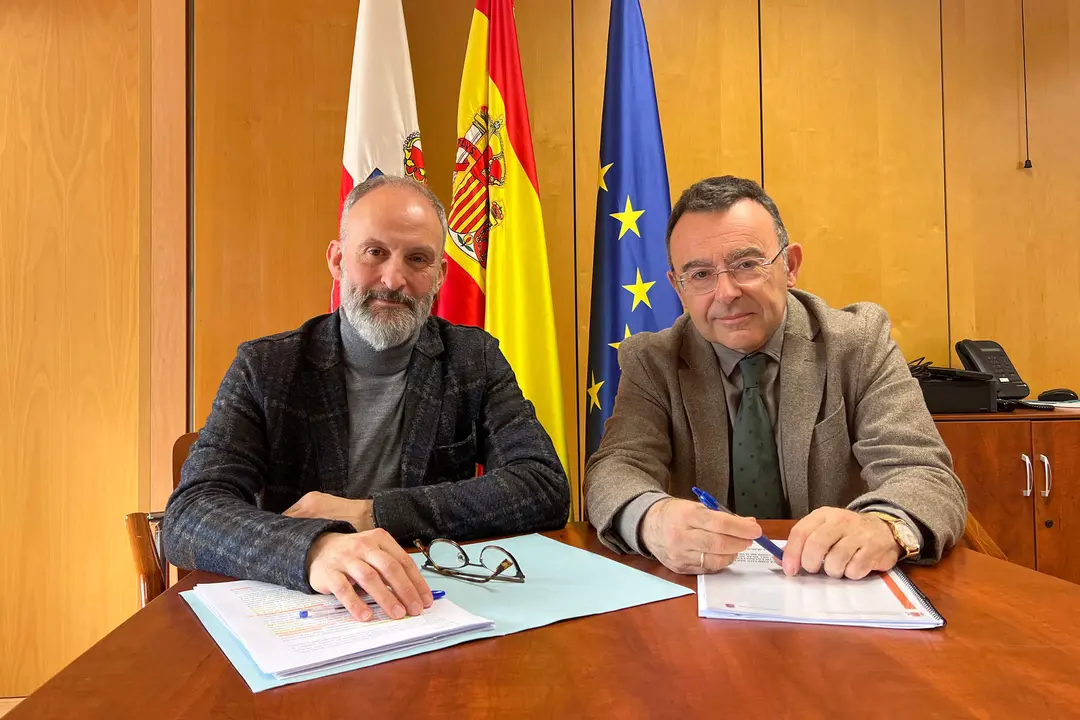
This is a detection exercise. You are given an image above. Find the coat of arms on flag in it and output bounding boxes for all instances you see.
[403,131,426,183]
[448,107,506,269]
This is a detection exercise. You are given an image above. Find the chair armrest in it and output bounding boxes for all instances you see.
[126,513,166,607]
[960,511,1007,562]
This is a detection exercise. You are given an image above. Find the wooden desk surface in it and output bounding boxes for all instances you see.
[13,522,1080,719]
[934,407,1080,422]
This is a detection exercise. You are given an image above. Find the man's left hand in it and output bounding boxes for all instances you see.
[782,507,900,579]
[283,491,375,533]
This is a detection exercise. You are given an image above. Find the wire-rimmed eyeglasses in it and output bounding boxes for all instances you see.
[675,247,786,295]
[413,538,526,583]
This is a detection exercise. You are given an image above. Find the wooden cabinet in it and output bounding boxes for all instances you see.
[935,420,1035,569]
[1031,422,1080,584]
[936,410,1080,584]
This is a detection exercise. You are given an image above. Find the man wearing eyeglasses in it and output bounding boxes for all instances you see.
[164,176,570,622]
[585,176,966,580]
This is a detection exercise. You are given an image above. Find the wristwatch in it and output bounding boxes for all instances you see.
[868,512,921,561]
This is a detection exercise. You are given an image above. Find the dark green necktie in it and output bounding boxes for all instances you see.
[731,354,786,519]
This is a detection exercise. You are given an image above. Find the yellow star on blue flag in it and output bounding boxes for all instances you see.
[599,162,613,192]
[622,269,655,311]
[610,195,644,239]
[587,372,605,413]
[608,324,632,350]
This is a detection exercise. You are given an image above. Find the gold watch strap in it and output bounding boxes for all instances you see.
[868,511,920,561]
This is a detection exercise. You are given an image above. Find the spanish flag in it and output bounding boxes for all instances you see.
[434,0,568,475]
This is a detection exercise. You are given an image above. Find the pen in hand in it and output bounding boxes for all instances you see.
[691,487,784,561]
[298,590,446,619]
[298,606,355,620]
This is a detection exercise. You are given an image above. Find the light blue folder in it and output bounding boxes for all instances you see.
[181,533,692,692]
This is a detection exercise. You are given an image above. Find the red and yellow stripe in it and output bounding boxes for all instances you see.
[434,0,568,475]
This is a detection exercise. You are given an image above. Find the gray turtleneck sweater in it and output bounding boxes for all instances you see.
[339,311,419,498]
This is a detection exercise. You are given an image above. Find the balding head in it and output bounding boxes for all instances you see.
[327,176,448,350]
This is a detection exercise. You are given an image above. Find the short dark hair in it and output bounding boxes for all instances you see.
[665,176,789,268]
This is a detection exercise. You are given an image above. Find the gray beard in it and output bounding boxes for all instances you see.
[339,270,435,351]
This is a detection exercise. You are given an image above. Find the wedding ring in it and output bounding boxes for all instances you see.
[699,551,705,567]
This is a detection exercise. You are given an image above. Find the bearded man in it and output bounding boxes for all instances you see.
[163,176,569,621]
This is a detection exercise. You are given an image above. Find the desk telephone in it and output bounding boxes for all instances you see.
[915,340,1058,412]
[954,339,1030,401]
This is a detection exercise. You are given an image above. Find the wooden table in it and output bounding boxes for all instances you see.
[13,522,1080,719]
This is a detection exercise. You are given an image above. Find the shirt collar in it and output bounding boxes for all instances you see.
[710,309,788,378]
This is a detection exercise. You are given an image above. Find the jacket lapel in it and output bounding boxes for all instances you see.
[400,319,444,488]
[300,313,350,495]
[677,320,730,505]
[778,296,825,517]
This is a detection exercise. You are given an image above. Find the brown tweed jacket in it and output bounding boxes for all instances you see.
[585,290,966,561]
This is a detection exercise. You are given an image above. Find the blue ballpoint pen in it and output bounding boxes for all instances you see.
[691,486,784,561]
[298,590,445,619]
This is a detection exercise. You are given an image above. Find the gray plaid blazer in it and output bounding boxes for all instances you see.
[163,312,569,591]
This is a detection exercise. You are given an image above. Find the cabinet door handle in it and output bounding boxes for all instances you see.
[1022,454,1033,497]
[1039,454,1052,498]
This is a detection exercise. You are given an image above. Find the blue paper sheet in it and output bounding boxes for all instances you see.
[181,533,691,692]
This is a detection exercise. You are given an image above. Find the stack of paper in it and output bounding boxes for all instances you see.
[183,534,693,692]
[1034,399,1080,408]
[698,542,944,629]
[192,580,494,678]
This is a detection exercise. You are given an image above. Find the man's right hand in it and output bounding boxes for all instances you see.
[306,529,434,622]
[640,498,762,574]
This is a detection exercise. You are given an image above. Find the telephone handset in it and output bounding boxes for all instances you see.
[955,339,1030,401]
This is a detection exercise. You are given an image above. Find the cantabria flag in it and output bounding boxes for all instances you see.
[331,0,425,311]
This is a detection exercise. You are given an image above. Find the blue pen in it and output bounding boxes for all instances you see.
[691,486,784,561]
[298,589,445,619]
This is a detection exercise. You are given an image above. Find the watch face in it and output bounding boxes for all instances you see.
[896,523,919,549]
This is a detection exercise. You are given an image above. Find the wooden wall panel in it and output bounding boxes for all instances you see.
[0,0,142,694]
[573,0,762,485]
[192,0,356,424]
[147,0,188,510]
[404,0,579,516]
[761,0,948,365]
[944,0,1080,394]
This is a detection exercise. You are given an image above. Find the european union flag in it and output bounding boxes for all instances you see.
[585,0,682,458]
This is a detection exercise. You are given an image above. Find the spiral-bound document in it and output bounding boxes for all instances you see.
[192,580,494,679]
[697,542,945,630]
